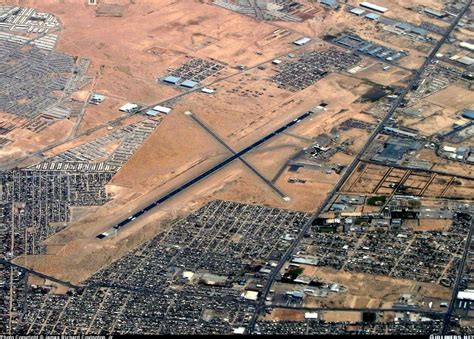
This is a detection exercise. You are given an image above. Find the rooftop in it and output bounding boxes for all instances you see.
[350,8,366,15]
[294,37,311,46]
[180,79,198,88]
[320,0,338,8]
[152,105,172,114]
[424,8,446,17]
[119,103,139,112]
[146,109,159,117]
[365,13,380,20]
[360,1,388,13]
[462,109,474,120]
[163,75,181,84]
[90,93,105,101]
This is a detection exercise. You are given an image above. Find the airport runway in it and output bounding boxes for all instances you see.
[185,111,288,200]
[99,110,313,235]
[0,39,318,171]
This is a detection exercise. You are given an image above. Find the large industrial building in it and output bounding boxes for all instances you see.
[360,1,388,13]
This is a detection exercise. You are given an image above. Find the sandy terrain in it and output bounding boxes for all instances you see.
[322,311,362,323]
[425,84,474,112]
[77,97,130,133]
[417,219,452,231]
[354,63,412,87]
[0,118,75,160]
[275,5,431,71]
[4,0,464,299]
[289,265,451,309]
[262,308,306,321]
[346,0,451,27]
[0,0,304,164]
[13,158,292,283]
[40,114,145,158]
[397,100,455,137]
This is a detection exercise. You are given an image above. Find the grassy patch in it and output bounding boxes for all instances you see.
[366,196,387,206]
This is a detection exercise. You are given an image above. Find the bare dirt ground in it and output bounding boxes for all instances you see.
[393,0,447,13]
[4,0,448,291]
[0,0,302,162]
[322,311,362,323]
[415,149,474,179]
[417,219,452,231]
[397,100,455,137]
[346,0,450,27]
[262,308,306,321]
[275,6,430,71]
[41,114,145,158]
[354,62,412,87]
[425,84,474,112]
[77,97,130,134]
[342,159,474,198]
[277,167,340,212]
[14,159,290,283]
[291,265,451,309]
[443,177,474,198]
[0,112,75,161]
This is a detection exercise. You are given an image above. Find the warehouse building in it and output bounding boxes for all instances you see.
[460,41,474,51]
[458,290,474,301]
[146,110,159,117]
[383,126,418,138]
[350,8,365,16]
[89,93,105,105]
[119,103,140,113]
[163,75,181,85]
[293,37,311,46]
[320,0,339,9]
[365,13,380,20]
[424,8,446,18]
[450,55,474,66]
[360,1,388,13]
[180,79,198,89]
[152,105,172,114]
[201,87,215,94]
[462,109,474,120]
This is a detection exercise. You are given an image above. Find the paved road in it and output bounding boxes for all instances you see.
[249,0,264,21]
[1,39,318,171]
[102,111,313,234]
[0,112,137,170]
[363,159,474,181]
[0,258,80,290]
[186,111,288,199]
[442,216,474,334]
[441,121,474,139]
[246,1,472,332]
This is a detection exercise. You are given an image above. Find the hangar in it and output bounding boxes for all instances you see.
[181,79,198,88]
[163,75,181,85]
[293,37,311,46]
[360,1,388,13]
[119,103,140,113]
